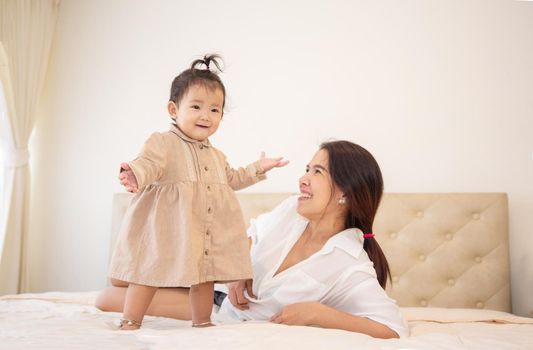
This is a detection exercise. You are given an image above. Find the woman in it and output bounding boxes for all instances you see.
[96,140,408,338]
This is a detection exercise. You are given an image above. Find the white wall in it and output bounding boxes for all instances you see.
[28,0,533,317]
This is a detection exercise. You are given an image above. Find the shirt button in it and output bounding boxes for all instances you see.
[204,166,209,171]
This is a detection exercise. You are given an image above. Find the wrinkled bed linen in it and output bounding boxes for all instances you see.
[1,292,533,350]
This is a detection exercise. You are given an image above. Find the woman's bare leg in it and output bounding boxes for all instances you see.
[189,282,214,326]
[95,285,192,320]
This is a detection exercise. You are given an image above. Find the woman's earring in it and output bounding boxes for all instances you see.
[338,197,346,205]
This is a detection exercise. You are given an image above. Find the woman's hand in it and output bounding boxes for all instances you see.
[227,279,256,310]
[119,163,139,193]
[270,301,323,326]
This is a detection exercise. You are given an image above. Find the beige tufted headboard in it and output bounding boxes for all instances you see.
[110,192,511,312]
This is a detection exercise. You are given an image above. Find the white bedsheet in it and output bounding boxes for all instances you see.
[1,292,533,350]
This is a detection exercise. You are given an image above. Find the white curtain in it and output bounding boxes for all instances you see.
[0,0,60,294]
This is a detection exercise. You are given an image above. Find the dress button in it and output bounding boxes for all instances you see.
[204,166,209,171]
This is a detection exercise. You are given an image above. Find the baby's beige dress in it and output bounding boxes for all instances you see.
[108,125,265,287]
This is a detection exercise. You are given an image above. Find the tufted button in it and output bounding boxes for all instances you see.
[472,213,480,220]
[199,144,204,149]
[204,249,209,256]
[389,232,397,239]
[418,254,426,261]
[475,256,482,263]
[204,166,209,171]
[447,279,455,286]
[416,211,424,218]
[207,207,212,214]
[392,276,399,283]
[207,185,211,191]
[476,302,484,308]
[420,300,428,307]
[445,233,453,240]
[206,230,210,236]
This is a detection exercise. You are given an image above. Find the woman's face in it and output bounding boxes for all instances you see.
[297,149,344,221]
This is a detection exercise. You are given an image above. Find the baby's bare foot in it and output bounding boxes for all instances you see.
[192,321,215,328]
[118,318,141,330]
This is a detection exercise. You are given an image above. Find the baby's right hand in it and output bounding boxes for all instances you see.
[118,163,139,193]
[227,279,256,310]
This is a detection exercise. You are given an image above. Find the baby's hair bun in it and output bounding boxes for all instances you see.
[191,54,224,73]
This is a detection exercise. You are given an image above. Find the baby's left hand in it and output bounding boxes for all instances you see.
[258,152,289,173]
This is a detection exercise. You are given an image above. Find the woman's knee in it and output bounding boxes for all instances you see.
[95,287,124,312]
[94,290,111,311]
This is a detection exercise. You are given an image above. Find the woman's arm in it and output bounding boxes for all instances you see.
[270,301,399,339]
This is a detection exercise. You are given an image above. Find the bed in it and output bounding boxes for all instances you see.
[2,192,533,349]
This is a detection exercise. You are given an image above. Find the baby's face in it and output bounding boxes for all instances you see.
[170,84,224,141]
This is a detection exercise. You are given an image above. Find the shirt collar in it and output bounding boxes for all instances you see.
[170,124,211,147]
[320,228,365,259]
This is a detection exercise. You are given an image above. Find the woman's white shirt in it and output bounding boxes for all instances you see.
[214,196,408,337]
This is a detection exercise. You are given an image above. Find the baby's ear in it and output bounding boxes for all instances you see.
[167,100,178,117]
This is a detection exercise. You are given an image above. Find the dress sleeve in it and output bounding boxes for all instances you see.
[127,133,166,190]
[224,159,266,191]
[322,268,409,337]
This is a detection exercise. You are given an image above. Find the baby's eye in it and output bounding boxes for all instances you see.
[211,108,220,113]
[191,105,200,110]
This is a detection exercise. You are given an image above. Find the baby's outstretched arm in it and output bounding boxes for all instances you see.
[118,163,139,193]
[257,152,289,173]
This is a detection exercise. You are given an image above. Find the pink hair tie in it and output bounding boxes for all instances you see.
[363,233,375,238]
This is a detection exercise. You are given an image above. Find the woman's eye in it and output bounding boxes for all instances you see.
[314,169,321,174]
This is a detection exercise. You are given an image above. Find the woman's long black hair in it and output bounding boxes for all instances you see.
[321,140,391,288]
